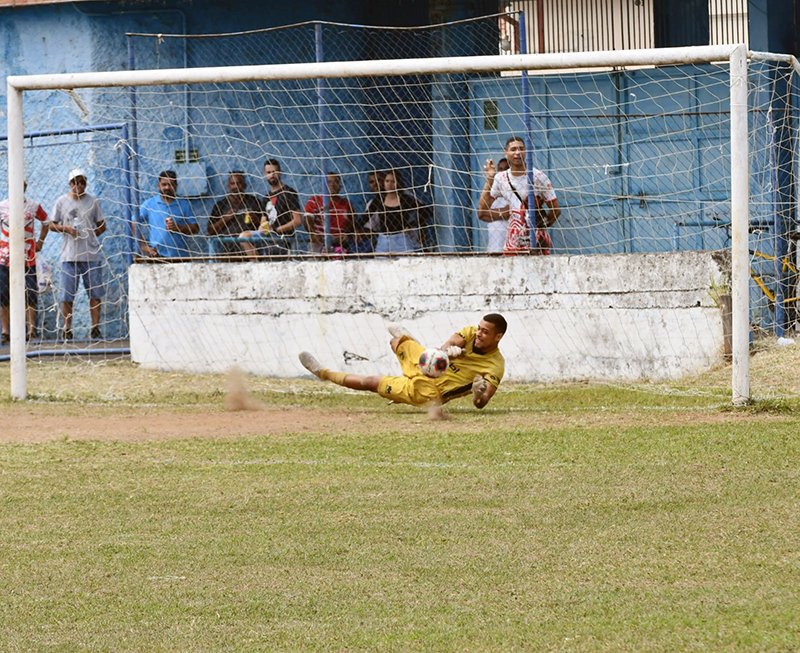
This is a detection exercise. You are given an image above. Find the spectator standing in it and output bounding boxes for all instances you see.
[480,136,561,255]
[477,157,511,253]
[0,181,49,343]
[207,171,263,259]
[138,170,199,259]
[240,159,301,259]
[349,170,384,254]
[364,171,384,234]
[304,173,353,254]
[49,169,105,340]
[374,169,422,255]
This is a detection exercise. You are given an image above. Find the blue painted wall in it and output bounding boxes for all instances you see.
[1,0,798,337]
[0,0,429,337]
[468,67,732,255]
[469,63,793,251]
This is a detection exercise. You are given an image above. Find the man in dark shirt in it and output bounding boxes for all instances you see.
[208,171,263,259]
[240,159,302,259]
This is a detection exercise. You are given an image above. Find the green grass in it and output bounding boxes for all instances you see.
[0,357,799,649]
[1,386,799,649]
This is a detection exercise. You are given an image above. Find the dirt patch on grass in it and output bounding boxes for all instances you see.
[1,344,797,444]
[0,402,788,444]
[0,406,395,443]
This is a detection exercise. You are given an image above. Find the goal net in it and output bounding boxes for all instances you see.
[5,17,799,403]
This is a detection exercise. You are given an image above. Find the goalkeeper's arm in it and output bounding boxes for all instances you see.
[471,375,496,409]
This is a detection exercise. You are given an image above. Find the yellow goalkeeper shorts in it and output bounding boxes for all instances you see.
[377,337,441,407]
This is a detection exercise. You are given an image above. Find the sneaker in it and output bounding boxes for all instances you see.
[91,326,102,340]
[60,329,73,342]
[27,328,38,342]
[298,351,324,378]
[387,322,416,342]
[1,333,8,346]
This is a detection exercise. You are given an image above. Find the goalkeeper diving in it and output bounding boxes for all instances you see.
[299,313,506,410]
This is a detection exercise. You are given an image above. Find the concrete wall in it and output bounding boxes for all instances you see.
[129,250,730,382]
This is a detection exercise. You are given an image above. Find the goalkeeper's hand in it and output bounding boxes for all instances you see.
[471,374,488,399]
[444,345,464,360]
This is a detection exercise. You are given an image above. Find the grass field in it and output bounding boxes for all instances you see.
[1,346,799,651]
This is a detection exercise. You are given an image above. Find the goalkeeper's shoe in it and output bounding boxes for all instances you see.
[387,322,417,342]
[298,351,323,378]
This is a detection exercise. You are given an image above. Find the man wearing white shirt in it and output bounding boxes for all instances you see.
[49,168,106,340]
[479,136,561,255]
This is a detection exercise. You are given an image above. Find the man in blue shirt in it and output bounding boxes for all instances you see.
[138,170,199,258]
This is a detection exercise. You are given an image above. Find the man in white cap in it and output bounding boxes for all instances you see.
[49,168,106,340]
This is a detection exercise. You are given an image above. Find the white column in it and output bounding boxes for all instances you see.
[6,82,27,401]
[729,45,750,405]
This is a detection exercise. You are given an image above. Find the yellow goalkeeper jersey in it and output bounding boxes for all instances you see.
[435,325,505,403]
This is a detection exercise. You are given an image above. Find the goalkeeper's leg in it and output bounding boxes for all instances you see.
[299,351,381,392]
[299,351,439,408]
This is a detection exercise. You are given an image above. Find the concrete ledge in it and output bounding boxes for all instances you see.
[129,251,730,382]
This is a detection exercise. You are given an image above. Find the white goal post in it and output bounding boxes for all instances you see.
[6,44,751,402]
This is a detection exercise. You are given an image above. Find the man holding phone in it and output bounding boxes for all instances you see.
[138,170,199,259]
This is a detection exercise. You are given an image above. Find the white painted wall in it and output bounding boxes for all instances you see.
[129,251,729,382]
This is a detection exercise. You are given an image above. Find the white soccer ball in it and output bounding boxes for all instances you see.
[418,348,450,378]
